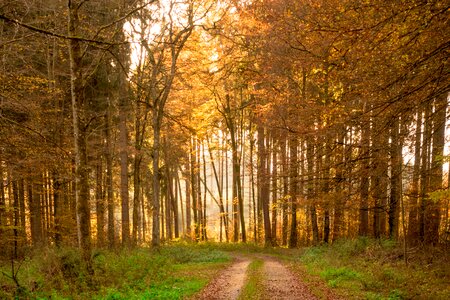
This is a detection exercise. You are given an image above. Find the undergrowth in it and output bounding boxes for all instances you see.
[293,237,450,299]
[0,243,231,299]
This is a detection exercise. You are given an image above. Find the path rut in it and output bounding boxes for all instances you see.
[194,256,251,300]
[194,255,321,299]
[262,257,317,300]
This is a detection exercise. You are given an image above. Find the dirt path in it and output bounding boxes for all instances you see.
[194,255,320,300]
[194,256,251,300]
[262,257,317,300]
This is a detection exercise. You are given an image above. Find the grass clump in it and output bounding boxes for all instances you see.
[320,267,362,288]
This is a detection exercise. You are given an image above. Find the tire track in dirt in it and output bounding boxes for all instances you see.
[262,257,318,300]
[194,256,251,300]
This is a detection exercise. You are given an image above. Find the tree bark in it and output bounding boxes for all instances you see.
[389,117,402,239]
[408,107,422,244]
[96,160,105,247]
[105,96,115,249]
[289,136,298,248]
[258,125,272,246]
[427,94,447,244]
[68,0,92,269]
[359,105,370,236]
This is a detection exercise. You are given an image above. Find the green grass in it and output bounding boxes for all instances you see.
[238,259,264,300]
[0,243,231,299]
[2,240,448,299]
[285,238,450,300]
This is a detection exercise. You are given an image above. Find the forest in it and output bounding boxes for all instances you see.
[0,0,449,299]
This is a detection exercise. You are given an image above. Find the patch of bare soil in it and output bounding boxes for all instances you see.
[193,256,251,300]
[262,257,318,300]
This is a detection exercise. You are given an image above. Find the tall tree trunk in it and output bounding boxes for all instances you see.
[105,97,115,248]
[132,110,142,246]
[184,163,192,239]
[408,107,422,244]
[280,135,289,246]
[250,127,257,243]
[68,1,92,269]
[12,180,19,259]
[0,156,5,249]
[427,94,447,244]
[333,129,345,241]
[152,116,162,246]
[96,160,105,247]
[53,172,63,246]
[389,117,402,239]
[171,167,179,238]
[306,137,319,245]
[289,136,298,248]
[359,106,370,236]
[258,125,272,246]
[271,133,278,242]
[18,179,26,244]
[190,137,199,240]
[323,138,331,244]
[202,143,208,241]
[118,75,130,247]
[419,103,431,242]
[197,141,204,240]
[373,122,389,238]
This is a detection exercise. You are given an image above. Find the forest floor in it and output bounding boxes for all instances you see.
[0,239,448,299]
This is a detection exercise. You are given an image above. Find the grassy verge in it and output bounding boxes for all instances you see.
[238,259,264,300]
[284,238,450,299]
[0,243,231,299]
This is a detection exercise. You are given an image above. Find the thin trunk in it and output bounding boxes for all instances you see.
[197,141,204,240]
[408,107,422,244]
[359,109,370,236]
[323,138,331,244]
[373,123,389,239]
[258,125,272,246]
[29,179,43,247]
[68,2,100,267]
[105,97,115,248]
[18,179,26,243]
[185,164,192,239]
[289,136,298,248]
[190,137,199,240]
[389,117,402,239]
[419,103,431,242]
[333,129,345,241]
[250,127,257,243]
[53,173,63,246]
[202,143,208,241]
[152,119,161,246]
[12,180,19,259]
[133,110,142,246]
[306,138,319,245]
[119,83,130,247]
[176,171,184,236]
[172,168,179,238]
[271,134,278,242]
[280,135,288,246]
[427,94,447,244]
[96,160,105,247]
[0,157,5,247]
